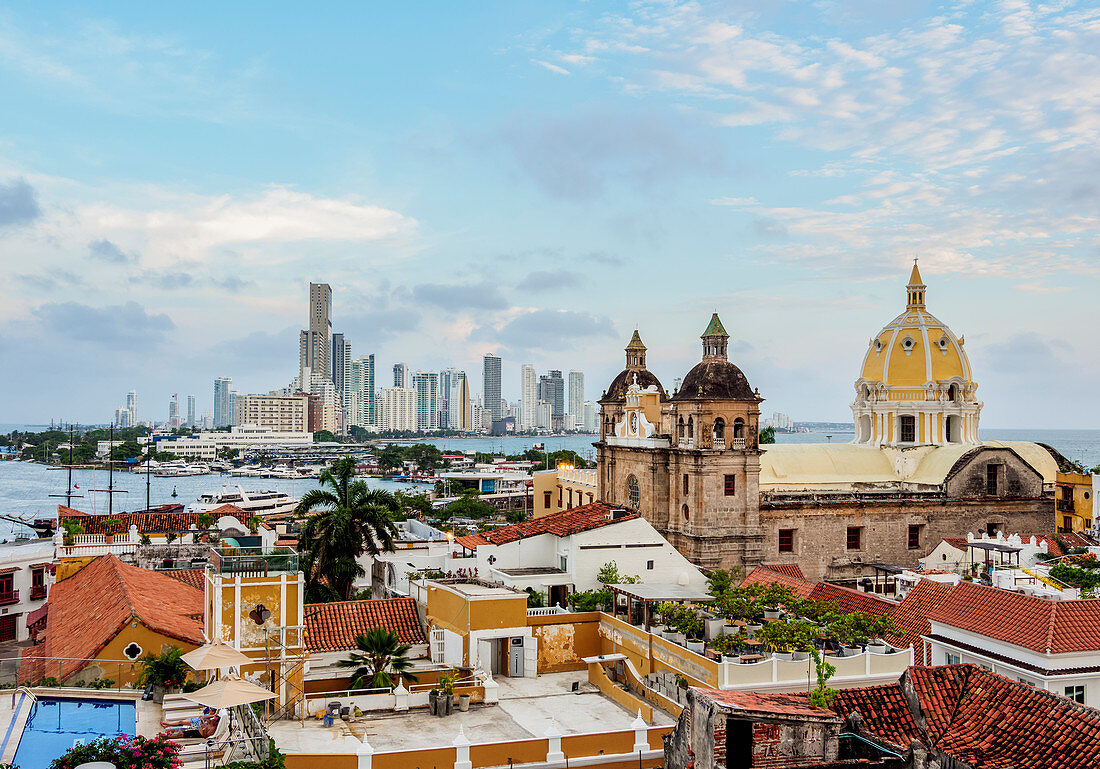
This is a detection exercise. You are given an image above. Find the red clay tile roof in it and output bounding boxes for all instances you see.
[808,583,896,617]
[762,563,806,580]
[884,580,955,664]
[695,688,838,720]
[928,580,1100,654]
[28,555,204,681]
[837,665,1100,769]
[455,502,630,549]
[304,596,426,651]
[164,568,206,590]
[740,567,815,599]
[56,503,264,535]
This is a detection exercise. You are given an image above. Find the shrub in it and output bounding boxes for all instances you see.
[136,646,189,691]
[49,734,181,769]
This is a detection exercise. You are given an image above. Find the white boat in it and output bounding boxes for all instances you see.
[187,485,300,517]
[153,461,211,477]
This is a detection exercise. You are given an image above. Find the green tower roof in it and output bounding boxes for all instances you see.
[625,329,646,350]
[701,313,728,338]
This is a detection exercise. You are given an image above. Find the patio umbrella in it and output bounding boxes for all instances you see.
[183,673,277,709]
[182,641,253,671]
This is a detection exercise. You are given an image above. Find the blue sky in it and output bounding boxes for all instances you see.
[1,0,1097,427]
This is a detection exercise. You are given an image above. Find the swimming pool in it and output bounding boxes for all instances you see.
[10,697,136,769]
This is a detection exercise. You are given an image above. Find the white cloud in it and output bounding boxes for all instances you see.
[531,59,570,75]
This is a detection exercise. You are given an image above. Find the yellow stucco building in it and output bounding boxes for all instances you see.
[1056,470,1094,533]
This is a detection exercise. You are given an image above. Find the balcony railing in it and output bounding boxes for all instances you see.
[732,437,747,450]
[0,590,19,606]
[29,585,46,600]
[1057,499,1076,513]
[209,546,298,576]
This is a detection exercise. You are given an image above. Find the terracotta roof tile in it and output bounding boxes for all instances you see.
[885,580,955,664]
[455,503,629,549]
[695,688,837,720]
[836,664,1100,768]
[304,597,425,651]
[928,580,1100,654]
[740,567,815,599]
[26,555,204,681]
[164,568,206,590]
[762,563,806,580]
[808,583,896,617]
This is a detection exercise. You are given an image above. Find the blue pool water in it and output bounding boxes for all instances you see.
[10,697,136,769]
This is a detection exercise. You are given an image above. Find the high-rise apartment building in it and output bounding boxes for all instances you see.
[168,394,179,426]
[378,387,417,432]
[393,363,408,388]
[536,401,553,430]
[126,390,137,426]
[240,394,309,433]
[114,407,127,428]
[213,377,233,428]
[412,371,439,431]
[483,354,502,420]
[186,394,196,427]
[331,333,351,401]
[299,282,332,387]
[583,401,598,433]
[568,371,584,430]
[455,372,471,430]
[538,370,565,418]
[349,354,375,428]
[520,364,537,431]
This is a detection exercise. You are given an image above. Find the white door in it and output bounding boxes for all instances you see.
[477,639,494,674]
[523,636,538,678]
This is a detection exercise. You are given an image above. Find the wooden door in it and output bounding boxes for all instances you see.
[0,615,16,642]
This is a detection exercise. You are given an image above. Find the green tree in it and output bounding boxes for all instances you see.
[216,446,239,462]
[337,628,419,689]
[443,493,497,521]
[135,646,190,690]
[394,491,432,518]
[505,508,527,524]
[406,443,444,472]
[759,426,776,445]
[295,456,400,601]
[313,430,338,443]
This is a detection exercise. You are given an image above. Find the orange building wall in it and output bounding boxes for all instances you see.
[529,612,602,672]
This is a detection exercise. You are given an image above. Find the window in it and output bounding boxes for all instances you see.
[568,489,574,507]
[682,504,689,521]
[558,486,563,507]
[627,476,640,509]
[846,526,862,551]
[543,491,552,510]
[647,560,654,570]
[899,415,916,442]
[946,653,961,665]
[778,529,795,553]
[683,474,689,495]
[1065,685,1086,704]
[908,524,922,550]
[31,568,44,588]
[1064,516,1074,532]
[1019,677,1034,687]
[986,464,1000,495]
[724,475,736,496]
[560,556,568,571]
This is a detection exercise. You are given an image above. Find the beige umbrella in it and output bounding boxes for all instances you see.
[182,641,253,671]
[183,673,277,709]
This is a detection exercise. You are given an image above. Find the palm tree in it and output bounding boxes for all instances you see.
[295,455,400,600]
[338,628,419,689]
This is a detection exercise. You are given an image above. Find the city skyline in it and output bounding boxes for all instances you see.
[1,2,1097,428]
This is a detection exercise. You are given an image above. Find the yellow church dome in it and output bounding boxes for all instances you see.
[859,263,973,389]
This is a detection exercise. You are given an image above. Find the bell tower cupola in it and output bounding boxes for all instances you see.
[907,260,926,309]
[625,329,647,370]
[701,313,729,361]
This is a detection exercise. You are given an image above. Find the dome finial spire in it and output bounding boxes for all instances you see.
[906,259,926,308]
[625,329,646,369]
[701,312,729,361]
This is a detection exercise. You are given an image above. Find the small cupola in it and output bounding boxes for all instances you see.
[625,329,647,369]
[907,260,926,309]
[701,313,729,361]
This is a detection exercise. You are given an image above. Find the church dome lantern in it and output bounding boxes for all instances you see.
[673,313,757,402]
[601,329,666,404]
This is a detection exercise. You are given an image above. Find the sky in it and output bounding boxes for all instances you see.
[0,0,1098,428]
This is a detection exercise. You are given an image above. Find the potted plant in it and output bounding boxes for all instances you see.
[865,615,896,653]
[758,617,813,661]
[102,518,121,544]
[438,674,455,716]
[197,512,215,542]
[828,613,867,656]
[458,690,471,712]
[428,688,440,715]
[711,631,743,663]
[249,515,262,534]
[678,612,705,653]
[761,584,795,619]
[61,519,84,547]
[136,647,189,704]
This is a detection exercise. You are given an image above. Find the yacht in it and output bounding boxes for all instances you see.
[153,461,211,477]
[188,485,300,517]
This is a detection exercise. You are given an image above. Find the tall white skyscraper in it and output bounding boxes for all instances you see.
[568,370,584,430]
[583,401,598,433]
[186,394,196,427]
[349,354,375,428]
[483,353,502,420]
[393,363,408,388]
[378,387,417,431]
[213,377,233,428]
[331,333,351,401]
[299,282,332,387]
[412,371,439,431]
[520,364,537,431]
[126,390,137,426]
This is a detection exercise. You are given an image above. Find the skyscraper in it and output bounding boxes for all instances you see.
[483,353,502,420]
[455,371,471,430]
[568,370,584,430]
[126,390,137,426]
[331,333,351,401]
[299,282,332,387]
[520,364,537,431]
[214,377,233,428]
[393,363,408,388]
[412,371,439,431]
[168,394,179,426]
[349,354,375,428]
[538,370,565,418]
[186,394,196,427]
[439,369,458,429]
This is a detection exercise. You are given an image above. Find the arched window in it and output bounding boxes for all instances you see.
[677,416,685,439]
[713,418,725,445]
[627,475,640,509]
[948,384,959,403]
[682,504,689,521]
[687,416,694,439]
[733,418,745,440]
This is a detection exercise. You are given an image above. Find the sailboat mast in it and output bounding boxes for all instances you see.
[146,431,151,512]
[108,423,114,517]
[66,424,74,508]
